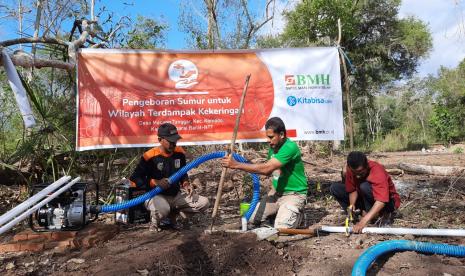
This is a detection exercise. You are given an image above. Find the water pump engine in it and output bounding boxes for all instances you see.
[29,182,98,231]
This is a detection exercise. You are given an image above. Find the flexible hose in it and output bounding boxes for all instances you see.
[352,240,465,276]
[100,152,260,221]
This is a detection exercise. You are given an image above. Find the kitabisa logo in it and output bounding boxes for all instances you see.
[287,96,332,106]
[285,74,331,90]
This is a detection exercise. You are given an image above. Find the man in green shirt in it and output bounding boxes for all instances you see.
[221,117,308,229]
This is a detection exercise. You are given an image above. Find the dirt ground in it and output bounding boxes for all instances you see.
[1,149,465,275]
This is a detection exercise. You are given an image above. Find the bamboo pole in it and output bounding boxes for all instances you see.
[210,74,251,229]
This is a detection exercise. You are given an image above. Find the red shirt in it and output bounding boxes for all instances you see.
[345,160,400,209]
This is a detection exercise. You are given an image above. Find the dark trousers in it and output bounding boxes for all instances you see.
[329,182,395,214]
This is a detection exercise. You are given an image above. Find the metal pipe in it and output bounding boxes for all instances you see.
[320,226,465,237]
[0,176,71,226]
[0,177,81,235]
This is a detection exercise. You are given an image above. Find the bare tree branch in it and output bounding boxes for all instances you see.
[42,1,71,37]
[0,49,74,70]
[0,37,68,47]
[240,0,274,48]
[68,30,90,63]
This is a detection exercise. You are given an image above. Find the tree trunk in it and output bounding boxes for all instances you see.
[398,162,465,176]
[32,0,43,57]
[18,0,23,51]
[338,49,354,150]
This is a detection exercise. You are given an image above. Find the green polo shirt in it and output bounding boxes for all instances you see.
[268,138,308,195]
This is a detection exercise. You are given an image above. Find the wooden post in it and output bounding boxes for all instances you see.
[337,19,354,150]
[210,74,251,229]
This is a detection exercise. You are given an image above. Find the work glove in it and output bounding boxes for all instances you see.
[150,178,170,190]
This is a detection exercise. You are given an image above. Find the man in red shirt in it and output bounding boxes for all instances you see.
[330,151,400,233]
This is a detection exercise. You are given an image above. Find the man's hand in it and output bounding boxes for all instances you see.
[157,178,170,190]
[352,217,368,233]
[220,155,238,169]
[353,200,385,233]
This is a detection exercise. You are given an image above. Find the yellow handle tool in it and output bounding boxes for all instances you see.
[345,205,353,236]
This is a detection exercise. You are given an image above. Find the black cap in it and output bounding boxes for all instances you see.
[157,123,182,142]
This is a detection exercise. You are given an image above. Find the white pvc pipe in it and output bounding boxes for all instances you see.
[241,217,248,231]
[0,177,81,235]
[0,176,71,226]
[320,226,465,237]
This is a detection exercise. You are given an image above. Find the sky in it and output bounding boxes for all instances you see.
[1,0,464,77]
[399,0,465,76]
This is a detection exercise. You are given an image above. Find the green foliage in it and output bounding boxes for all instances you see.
[371,131,406,152]
[429,59,465,143]
[122,15,167,49]
[266,0,432,90]
[281,0,357,47]
[453,147,464,154]
[257,0,433,149]
[430,105,457,143]
[360,77,435,151]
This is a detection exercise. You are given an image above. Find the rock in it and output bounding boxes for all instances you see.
[192,178,203,192]
[223,180,235,193]
[40,259,50,265]
[404,234,415,240]
[6,262,15,270]
[137,269,149,275]
[67,258,85,264]
[24,261,35,267]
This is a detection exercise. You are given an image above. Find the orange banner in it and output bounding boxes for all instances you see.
[77,50,274,150]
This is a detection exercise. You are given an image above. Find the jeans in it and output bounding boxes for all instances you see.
[329,182,395,214]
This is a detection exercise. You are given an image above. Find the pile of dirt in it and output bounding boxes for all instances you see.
[48,230,304,275]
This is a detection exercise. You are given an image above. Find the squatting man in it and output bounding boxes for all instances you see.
[330,151,401,233]
[129,123,210,231]
[221,117,308,229]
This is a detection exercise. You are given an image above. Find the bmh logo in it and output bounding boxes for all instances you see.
[285,75,295,85]
[284,74,331,90]
[168,60,199,89]
[287,96,297,106]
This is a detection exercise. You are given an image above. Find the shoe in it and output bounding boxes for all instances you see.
[160,216,183,230]
[149,213,162,232]
[170,221,183,231]
[168,212,183,230]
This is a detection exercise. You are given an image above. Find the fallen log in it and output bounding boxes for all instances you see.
[398,163,465,176]
[386,168,404,175]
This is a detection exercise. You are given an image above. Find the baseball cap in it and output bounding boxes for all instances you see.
[157,123,182,142]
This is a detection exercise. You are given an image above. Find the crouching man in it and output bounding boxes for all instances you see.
[330,151,400,233]
[129,123,209,232]
[221,117,308,229]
